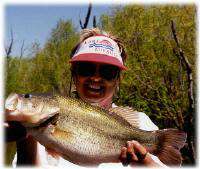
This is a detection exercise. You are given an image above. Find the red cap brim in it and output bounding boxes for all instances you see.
[69,53,127,70]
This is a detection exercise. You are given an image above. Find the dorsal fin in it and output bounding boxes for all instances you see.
[108,106,140,128]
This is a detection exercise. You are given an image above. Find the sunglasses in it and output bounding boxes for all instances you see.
[74,62,120,81]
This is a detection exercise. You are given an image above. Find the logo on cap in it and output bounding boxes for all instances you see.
[89,40,114,51]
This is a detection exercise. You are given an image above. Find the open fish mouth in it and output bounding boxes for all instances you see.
[5,93,60,127]
[5,93,19,111]
[5,93,35,113]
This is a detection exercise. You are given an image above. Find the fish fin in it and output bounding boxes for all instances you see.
[45,147,61,159]
[45,147,60,166]
[109,106,140,128]
[152,129,187,166]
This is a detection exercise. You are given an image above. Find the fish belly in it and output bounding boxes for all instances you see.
[28,123,124,165]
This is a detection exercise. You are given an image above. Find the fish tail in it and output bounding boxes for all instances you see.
[153,129,187,166]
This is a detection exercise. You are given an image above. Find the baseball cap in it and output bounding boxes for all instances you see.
[69,34,127,70]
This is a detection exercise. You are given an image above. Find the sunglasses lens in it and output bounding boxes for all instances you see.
[100,65,119,80]
[75,62,96,77]
[74,62,119,80]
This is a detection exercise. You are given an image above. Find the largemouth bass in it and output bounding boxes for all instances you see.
[5,93,186,166]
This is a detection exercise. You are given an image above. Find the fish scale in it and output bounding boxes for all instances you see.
[56,96,137,138]
[56,112,123,156]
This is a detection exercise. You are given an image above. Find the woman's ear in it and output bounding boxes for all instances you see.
[113,78,120,101]
[71,70,77,84]
[69,67,77,96]
[70,65,76,82]
[116,77,120,86]
[119,71,124,81]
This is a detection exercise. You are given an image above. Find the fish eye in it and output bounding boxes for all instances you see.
[24,93,32,98]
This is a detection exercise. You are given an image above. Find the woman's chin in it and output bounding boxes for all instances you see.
[83,89,104,98]
[81,93,105,104]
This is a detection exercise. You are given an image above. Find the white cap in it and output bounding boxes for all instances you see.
[70,35,127,70]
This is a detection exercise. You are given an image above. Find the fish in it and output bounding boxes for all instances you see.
[5,93,187,166]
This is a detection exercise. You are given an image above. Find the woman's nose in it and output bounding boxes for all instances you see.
[90,73,102,82]
[90,67,102,82]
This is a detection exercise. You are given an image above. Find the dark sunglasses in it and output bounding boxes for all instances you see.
[74,62,120,81]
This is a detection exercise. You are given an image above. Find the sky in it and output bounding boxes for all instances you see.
[4,4,116,56]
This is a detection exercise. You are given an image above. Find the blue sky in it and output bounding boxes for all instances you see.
[5,4,116,56]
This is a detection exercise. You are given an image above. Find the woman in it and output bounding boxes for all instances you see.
[5,28,166,167]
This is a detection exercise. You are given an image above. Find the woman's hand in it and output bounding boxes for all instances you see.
[119,140,160,167]
[4,121,27,142]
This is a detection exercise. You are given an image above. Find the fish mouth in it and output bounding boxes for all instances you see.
[5,93,19,111]
[5,93,60,127]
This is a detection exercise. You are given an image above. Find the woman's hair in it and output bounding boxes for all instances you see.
[70,28,127,64]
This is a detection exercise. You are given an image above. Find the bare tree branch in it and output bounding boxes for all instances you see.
[171,20,195,163]
[171,20,194,112]
[20,40,28,59]
[79,3,92,29]
[5,29,14,58]
[93,15,96,28]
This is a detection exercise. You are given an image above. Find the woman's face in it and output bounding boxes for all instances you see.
[73,62,120,104]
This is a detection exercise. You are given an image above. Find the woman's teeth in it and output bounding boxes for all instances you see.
[89,84,101,90]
